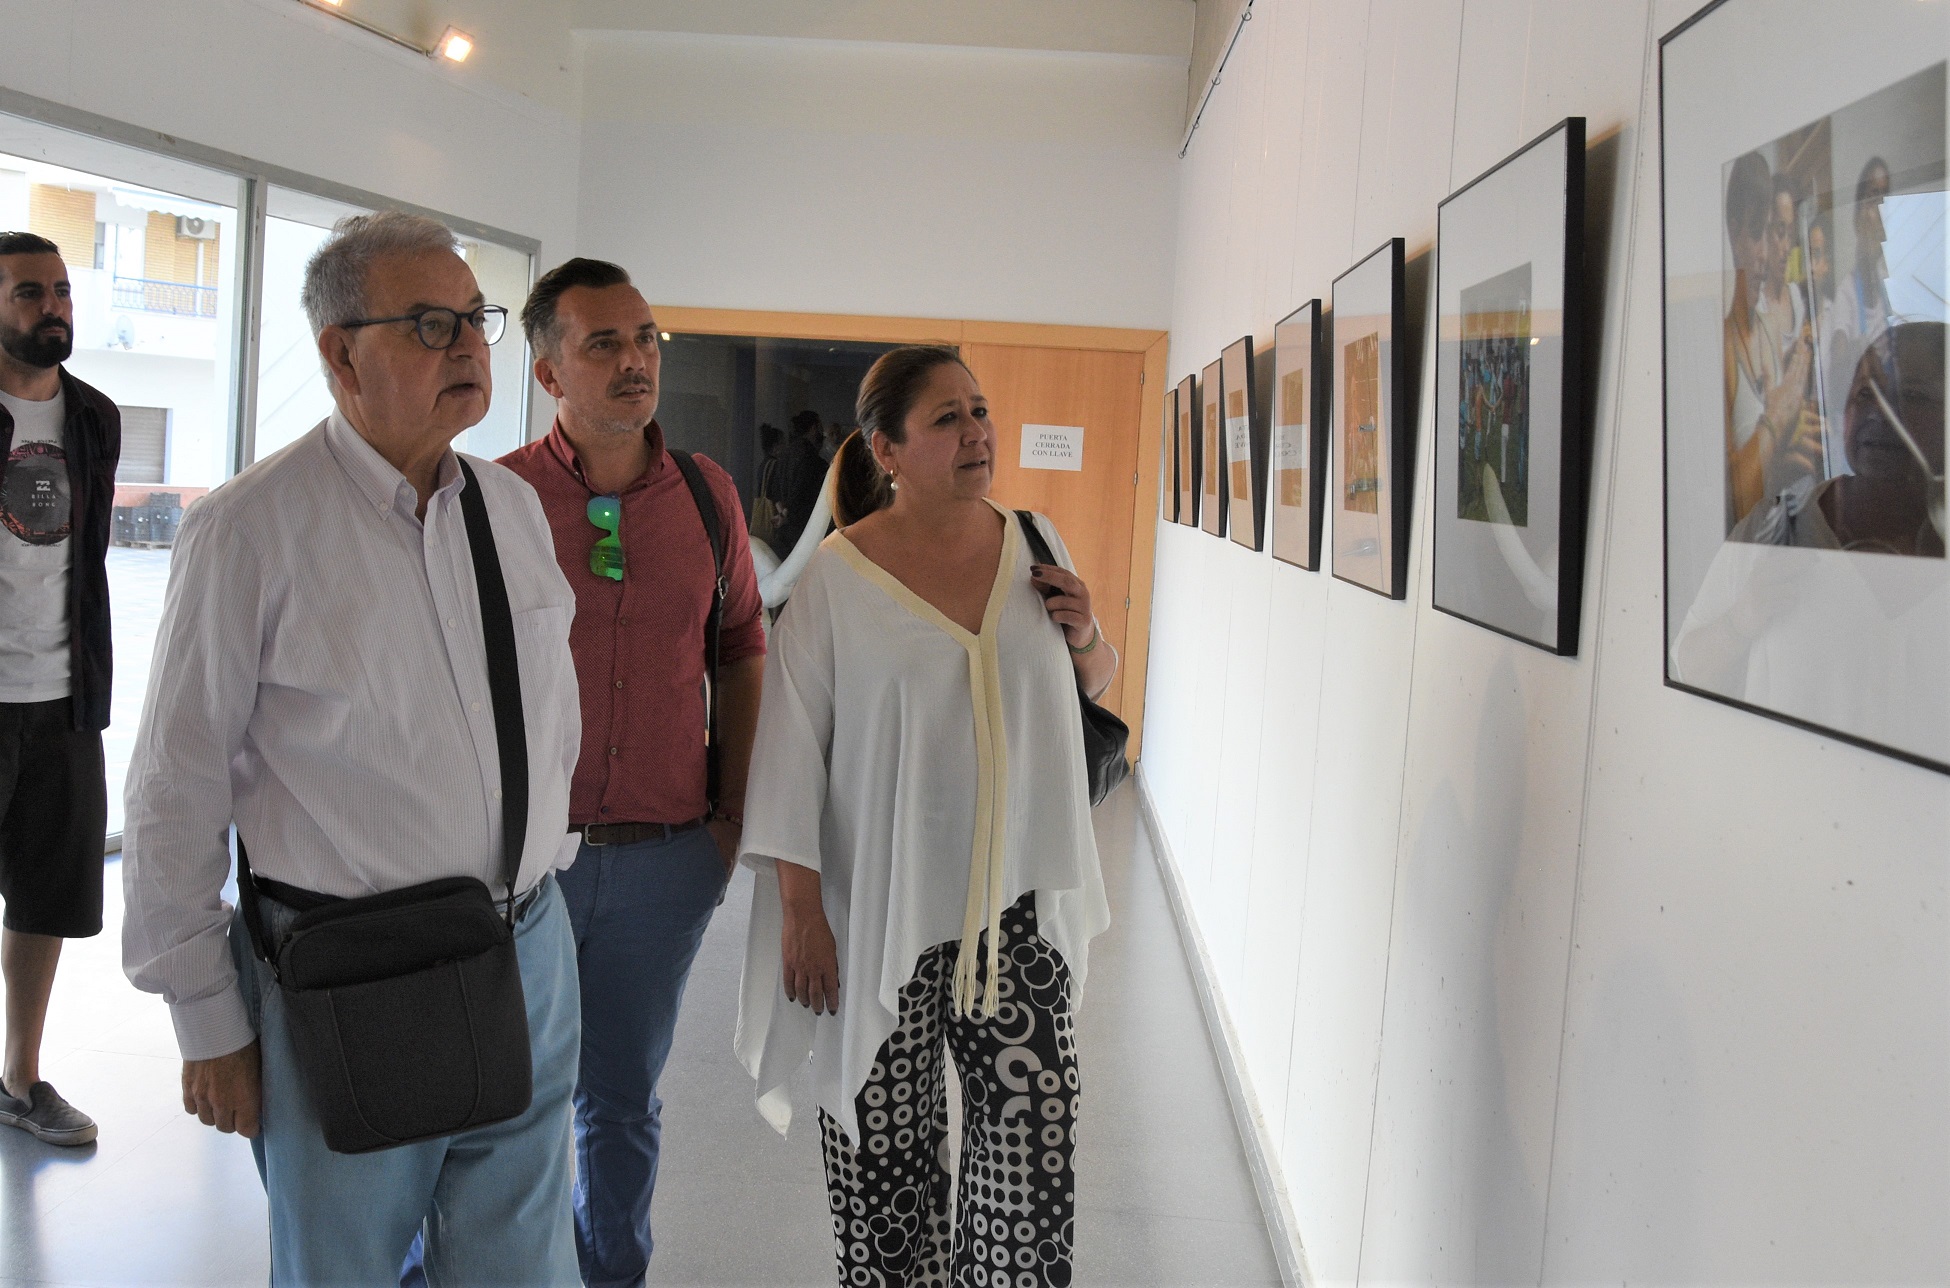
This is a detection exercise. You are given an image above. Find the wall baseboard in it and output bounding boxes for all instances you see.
[1133,764,1311,1288]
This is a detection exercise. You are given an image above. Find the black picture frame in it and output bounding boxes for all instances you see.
[1331,238,1412,597]
[1200,357,1228,537]
[1177,372,1199,526]
[1660,0,1949,774]
[1432,116,1590,654]
[1270,299,1330,570]
[1161,383,1180,523]
[1222,336,1267,551]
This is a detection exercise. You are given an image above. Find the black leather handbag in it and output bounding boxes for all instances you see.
[238,458,535,1154]
[1014,510,1131,806]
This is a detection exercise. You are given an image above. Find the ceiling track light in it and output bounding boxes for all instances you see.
[295,1,475,63]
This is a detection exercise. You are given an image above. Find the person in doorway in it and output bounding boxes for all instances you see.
[501,257,766,1288]
[0,232,118,1149]
[774,408,829,553]
[736,345,1114,1286]
[121,211,584,1285]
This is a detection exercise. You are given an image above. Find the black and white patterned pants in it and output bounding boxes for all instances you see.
[819,892,1079,1288]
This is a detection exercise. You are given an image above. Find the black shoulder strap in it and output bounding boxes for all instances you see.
[457,458,530,921]
[1014,509,1058,568]
[669,450,726,811]
[238,460,532,956]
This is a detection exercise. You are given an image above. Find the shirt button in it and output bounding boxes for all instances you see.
[471,702,481,712]
[447,618,457,629]
[609,746,618,756]
[614,679,624,689]
[493,788,503,799]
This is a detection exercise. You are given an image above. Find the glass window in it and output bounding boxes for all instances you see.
[254,187,532,464]
[0,116,245,840]
[253,187,366,462]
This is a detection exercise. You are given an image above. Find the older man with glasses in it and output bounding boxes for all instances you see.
[122,211,584,1286]
[497,258,765,1287]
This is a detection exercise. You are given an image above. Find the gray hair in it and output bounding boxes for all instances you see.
[300,210,460,338]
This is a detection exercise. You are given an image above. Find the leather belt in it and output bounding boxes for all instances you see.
[571,817,710,847]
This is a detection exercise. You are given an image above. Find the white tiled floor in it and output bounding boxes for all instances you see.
[0,784,1281,1287]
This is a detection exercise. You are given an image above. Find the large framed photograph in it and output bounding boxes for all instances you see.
[1161,383,1180,523]
[1222,336,1266,550]
[1176,372,1199,526]
[1662,0,1948,772]
[1271,300,1329,570]
[1201,357,1228,537]
[1332,239,1412,597]
[1434,117,1591,653]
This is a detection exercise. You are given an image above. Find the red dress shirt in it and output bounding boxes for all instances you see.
[500,420,765,825]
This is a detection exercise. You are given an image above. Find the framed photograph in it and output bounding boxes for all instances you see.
[1661,0,1948,772]
[1331,238,1412,597]
[1201,357,1228,537]
[1433,117,1591,653]
[1161,384,1180,523]
[1176,372,1199,526]
[1271,300,1329,570]
[1222,336,1266,550]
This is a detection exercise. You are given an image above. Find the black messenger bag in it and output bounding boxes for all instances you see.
[238,459,536,1155]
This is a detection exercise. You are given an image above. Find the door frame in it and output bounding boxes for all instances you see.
[653,306,1169,757]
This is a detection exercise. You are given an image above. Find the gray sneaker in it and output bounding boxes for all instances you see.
[0,1081,98,1146]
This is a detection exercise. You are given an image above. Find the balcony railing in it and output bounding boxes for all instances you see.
[112,276,217,318]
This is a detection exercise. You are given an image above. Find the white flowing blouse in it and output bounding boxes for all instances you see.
[736,501,1110,1142]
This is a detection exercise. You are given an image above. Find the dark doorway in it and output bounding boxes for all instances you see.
[657,333,899,555]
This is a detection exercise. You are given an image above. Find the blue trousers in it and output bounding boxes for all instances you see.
[557,826,728,1287]
[235,874,581,1287]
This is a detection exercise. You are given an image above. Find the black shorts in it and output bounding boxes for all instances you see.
[0,699,106,938]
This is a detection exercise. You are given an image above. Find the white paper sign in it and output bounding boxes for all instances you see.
[1020,423,1084,471]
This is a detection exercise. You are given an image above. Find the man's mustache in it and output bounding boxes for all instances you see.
[609,379,652,396]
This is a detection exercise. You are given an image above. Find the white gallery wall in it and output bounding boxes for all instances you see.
[1139,0,1949,1284]
[574,31,1182,328]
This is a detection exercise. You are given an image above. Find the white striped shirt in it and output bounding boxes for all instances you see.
[122,412,581,1062]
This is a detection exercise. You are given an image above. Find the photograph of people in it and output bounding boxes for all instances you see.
[1722,150,1824,530]
[735,345,1113,1286]
[1731,320,1943,555]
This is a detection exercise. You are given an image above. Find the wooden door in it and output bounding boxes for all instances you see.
[962,343,1145,716]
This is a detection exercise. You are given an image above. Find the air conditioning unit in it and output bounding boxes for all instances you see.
[176,216,217,240]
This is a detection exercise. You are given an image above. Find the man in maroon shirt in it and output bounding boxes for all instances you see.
[501,259,764,1287]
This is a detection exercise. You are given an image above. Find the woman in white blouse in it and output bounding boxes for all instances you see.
[737,346,1114,1286]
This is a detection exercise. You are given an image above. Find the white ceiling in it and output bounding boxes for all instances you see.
[571,0,1196,61]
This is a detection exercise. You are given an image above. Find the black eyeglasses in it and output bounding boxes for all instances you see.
[340,305,508,350]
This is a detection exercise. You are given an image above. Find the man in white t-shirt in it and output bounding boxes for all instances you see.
[0,232,121,1148]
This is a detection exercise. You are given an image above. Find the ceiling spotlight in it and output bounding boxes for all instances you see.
[660,332,672,341]
[436,26,474,62]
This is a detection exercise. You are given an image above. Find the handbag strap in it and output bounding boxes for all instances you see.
[1013,508,1058,571]
[457,458,530,923]
[669,449,726,812]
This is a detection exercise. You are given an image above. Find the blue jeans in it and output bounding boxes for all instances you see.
[234,876,581,1287]
[558,826,728,1287]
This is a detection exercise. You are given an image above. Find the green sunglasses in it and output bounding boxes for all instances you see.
[587,495,624,581]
